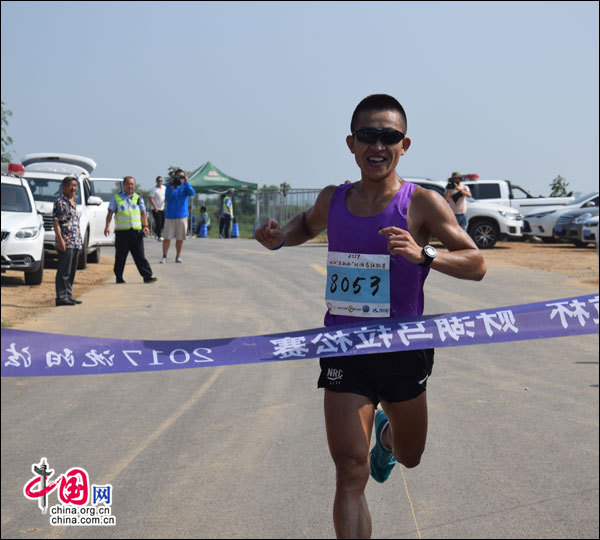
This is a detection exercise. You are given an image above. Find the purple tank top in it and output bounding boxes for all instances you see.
[324,181,429,326]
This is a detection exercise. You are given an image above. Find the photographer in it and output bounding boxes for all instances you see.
[444,171,472,231]
[160,169,195,264]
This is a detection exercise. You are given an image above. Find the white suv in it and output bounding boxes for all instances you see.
[22,153,108,270]
[1,163,45,285]
[89,177,123,243]
[403,177,524,249]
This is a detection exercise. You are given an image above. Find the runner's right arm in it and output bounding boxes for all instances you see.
[255,185,336,250]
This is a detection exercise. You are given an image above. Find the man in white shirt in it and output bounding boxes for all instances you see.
[149,176,166,240]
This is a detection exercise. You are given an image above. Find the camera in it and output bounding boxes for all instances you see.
[446,180,458,190]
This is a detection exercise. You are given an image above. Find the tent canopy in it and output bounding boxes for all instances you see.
[187,161,258,193]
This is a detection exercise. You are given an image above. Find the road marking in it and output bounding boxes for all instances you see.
[103,367,225,485]
[310,264,327,275]
[232,249,271,255]
[47,368,225,538]
[400,465,422,539]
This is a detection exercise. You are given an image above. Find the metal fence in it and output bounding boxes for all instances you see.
[256,188,321,226]
[147,188,323,235]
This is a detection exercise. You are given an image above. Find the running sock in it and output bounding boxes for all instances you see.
[380,421,392,451]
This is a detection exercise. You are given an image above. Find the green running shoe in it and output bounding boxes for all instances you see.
[370,408,396,483]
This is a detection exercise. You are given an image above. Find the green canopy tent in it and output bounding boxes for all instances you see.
[187,161,259,229]
[188,161,258,192]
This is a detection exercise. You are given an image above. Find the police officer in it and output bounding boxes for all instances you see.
[104,176,157,284]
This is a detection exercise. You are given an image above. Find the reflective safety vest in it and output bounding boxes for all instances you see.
[114,193,142,231]
[223,195,233,216]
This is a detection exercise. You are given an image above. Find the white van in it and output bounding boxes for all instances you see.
[22,153,109,269]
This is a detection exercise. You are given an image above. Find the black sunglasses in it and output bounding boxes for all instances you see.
[352,127,405,146]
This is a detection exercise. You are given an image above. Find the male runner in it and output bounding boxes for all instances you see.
[254,94,486,538]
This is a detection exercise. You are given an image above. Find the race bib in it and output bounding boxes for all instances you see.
[325,251,390,317]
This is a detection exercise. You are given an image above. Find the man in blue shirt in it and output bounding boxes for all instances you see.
[161,169,195,263]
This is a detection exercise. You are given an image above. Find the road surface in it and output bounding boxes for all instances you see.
[1,238,598,539]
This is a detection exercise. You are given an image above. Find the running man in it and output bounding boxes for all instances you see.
[254,94,486,538]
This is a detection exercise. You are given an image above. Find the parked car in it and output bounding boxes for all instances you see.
[89,177,124,244]
[403,177,524,249]
[1,163,45,285]
[554,207,600,246]
[461,176,575,214]
[581,215,598,246]
[523,192,599,242]
[22,153,108,269]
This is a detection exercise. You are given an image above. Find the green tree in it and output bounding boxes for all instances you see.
[166,165,182,180]
[165,165,194,180]
[280,182,291,197]
[238,188,255,214]
[1,101,14,163]
[260,183,279,191]
[549,175,569,197]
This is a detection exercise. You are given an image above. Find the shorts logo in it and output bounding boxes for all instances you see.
[326,368,343,383]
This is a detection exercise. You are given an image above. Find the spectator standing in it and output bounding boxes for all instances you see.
[149,176,166,240]
[104,176,157,284]
[444,171,472,231]
[52,176,83,306]
[217,193,225,237]
[161,169,195,263]
[219,189,234,238]
[198,205,211,236]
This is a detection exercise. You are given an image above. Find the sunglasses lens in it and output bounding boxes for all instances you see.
[355,129,404,145]
[381,131,404,145]
[356,131,377,144]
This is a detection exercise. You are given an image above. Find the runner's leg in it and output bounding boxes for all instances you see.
[324,390,375,539]
[380,391,428,469]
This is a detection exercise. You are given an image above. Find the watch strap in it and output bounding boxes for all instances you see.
[418,246,435,268]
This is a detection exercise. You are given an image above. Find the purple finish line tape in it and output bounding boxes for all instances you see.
[1,294,598,377]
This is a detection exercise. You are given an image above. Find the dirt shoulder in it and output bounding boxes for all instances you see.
[1,256,115,327]
[472,240,598,287]
[1,240,598,328]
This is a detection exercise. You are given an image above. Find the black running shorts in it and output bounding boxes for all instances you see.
[317,348,434,405]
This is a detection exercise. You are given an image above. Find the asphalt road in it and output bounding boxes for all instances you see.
[1,237,598,539]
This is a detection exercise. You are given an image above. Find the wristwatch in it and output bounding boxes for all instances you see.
[419,245,437,268]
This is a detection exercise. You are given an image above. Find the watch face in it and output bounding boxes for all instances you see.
[424,245,437,258]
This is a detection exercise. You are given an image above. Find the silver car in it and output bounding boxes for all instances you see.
[524,192,599,242]
[554,207,600,246]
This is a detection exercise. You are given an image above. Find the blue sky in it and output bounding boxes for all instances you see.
[1,1,598,195]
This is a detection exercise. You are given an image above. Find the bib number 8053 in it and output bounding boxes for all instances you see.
[329,273,381,296]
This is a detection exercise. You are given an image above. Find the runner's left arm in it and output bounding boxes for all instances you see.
[380,187,486,281]
[255,185,336,250]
